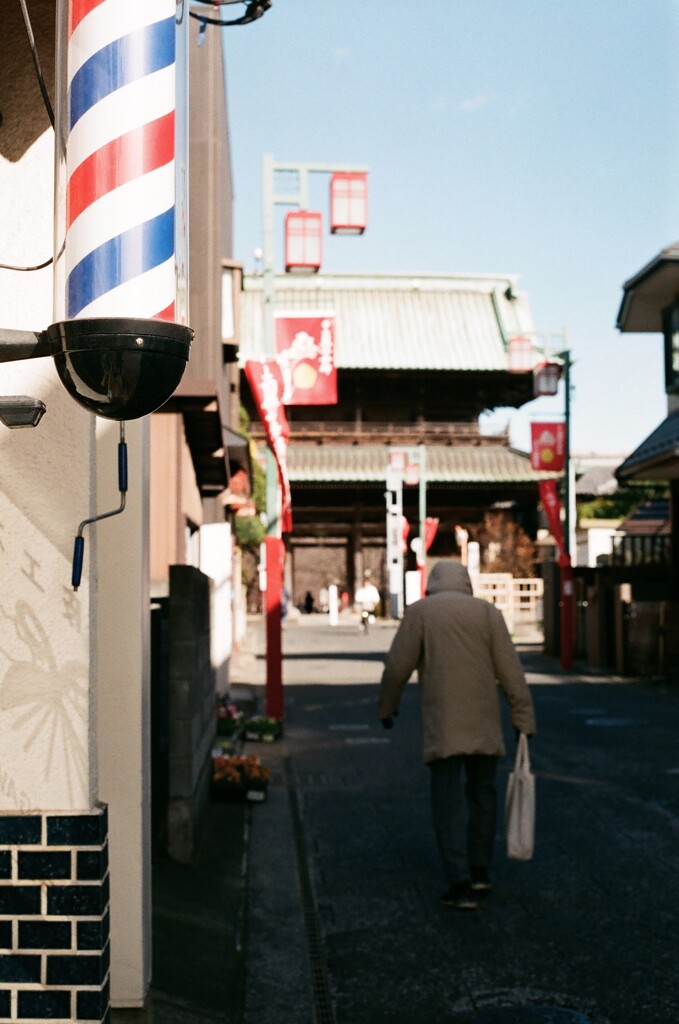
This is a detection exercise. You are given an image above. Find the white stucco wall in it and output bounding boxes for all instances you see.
[0,131,97,813]
[96,418,151,1006]
[1,128,153,1005]
[199,521,233,694]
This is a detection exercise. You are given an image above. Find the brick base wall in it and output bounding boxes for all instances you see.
[0,807,110,1023]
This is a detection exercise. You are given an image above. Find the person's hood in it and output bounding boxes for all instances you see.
[426,560,473,597]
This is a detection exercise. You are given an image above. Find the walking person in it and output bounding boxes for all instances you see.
[378,560,536,911]
[354,571,380,631]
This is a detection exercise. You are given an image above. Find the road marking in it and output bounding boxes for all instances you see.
[585,717,648,727]
[344,737,390,745]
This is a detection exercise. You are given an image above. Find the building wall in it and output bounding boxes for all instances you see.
[149,18,237,586]
[0,4,111,1016]
[186,20,234,388]
[150,415,203,594]
[0,18,96,814]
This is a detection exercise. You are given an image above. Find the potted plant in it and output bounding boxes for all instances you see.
[211,754,270,802]
[243,715,283,742]
[216,699,244,739]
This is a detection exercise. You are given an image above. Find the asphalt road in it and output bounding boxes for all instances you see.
[243,614,679,1024]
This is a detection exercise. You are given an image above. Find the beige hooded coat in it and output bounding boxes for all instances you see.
[378,561,536,763]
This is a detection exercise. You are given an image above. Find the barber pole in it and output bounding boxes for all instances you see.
[62,0,177,321]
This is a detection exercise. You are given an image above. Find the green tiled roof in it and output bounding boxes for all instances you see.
[240,272,535,372]
[288,443,558,485]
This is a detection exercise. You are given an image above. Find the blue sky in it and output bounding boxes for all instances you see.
[223,0,677,455]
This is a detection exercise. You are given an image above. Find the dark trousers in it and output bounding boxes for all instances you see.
[428,754,498,886]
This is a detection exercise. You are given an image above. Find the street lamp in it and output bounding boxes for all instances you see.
[524,332,574,668]
[259,153,369,717]
[535,342,574,669]
[385,444,428,618]
[261,153,369,535]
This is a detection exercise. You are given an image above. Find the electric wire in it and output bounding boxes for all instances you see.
[19,0,55,128]
[189,0,271,27]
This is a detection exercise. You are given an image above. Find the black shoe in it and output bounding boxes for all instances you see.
[470,867,492,893]
[441,883,478,911]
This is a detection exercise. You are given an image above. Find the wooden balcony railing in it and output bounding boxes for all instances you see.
[248,420,509,445]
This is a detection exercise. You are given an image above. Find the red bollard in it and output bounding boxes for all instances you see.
[559,556,574,670]
[265,536,285,720]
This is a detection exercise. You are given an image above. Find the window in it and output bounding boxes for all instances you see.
[663,300,679,393]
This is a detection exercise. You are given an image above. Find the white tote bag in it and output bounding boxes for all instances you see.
[505,733,535,860]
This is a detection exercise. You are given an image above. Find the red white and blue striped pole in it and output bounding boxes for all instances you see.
[62,0,177,322]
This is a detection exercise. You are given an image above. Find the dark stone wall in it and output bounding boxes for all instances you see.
[167,567,215,863]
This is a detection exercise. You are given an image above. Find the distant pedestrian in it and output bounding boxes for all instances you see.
[378,560,536,911]
[303,591,315,614]
[354,572,380,631]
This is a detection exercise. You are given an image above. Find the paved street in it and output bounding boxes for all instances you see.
[241,614,679,1024]
[150,615,679,1024]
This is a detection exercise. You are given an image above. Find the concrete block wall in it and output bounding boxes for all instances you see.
[167,567,215,863]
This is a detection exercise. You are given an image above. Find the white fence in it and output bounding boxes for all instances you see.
[471,573,543,636]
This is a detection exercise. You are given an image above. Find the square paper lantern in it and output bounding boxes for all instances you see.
[508,334,534,372]
[533,360,561,396]
[285,211,322,273]
[330,172,368,235]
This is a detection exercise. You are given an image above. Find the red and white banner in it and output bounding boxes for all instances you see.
[530,422,566,472]
[244,360,292,533]
[402,517,410,554]
[275,313,337,406]
[538,479,566,563]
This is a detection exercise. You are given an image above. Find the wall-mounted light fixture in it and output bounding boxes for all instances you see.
[0,396,46,428]
[0,317,192,420]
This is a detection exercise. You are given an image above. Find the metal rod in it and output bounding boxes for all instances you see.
[563,346,571,556]
[71,423,128,590]
[0,329,52,362]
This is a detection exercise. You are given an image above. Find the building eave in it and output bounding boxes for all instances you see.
[156,379,251,498]
[615,411,679,482]
[617,242,679,333]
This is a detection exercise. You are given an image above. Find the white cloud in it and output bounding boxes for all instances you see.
[459,93,492,113]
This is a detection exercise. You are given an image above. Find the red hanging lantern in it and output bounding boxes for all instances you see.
[285,211,323,273]
[330,172,368,235]
[533,360,561,396]
[508,334,534,372]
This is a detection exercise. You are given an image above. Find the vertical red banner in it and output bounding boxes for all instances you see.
[265,536,285,720]
[530,422,566,472]
[538,479,565,562]
[275,313,337,406]
[244,359,292,533]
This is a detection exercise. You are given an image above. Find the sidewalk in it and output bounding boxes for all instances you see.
[149,631,261,1024]
[149,618,679,1024]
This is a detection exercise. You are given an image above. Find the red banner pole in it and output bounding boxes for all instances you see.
[560,558,574,670]
[265,536,284,720]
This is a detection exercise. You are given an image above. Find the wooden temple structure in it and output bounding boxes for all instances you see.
[239,271,558,605]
